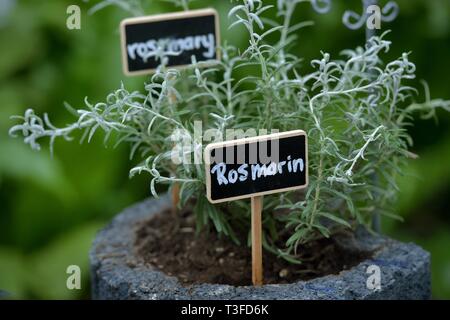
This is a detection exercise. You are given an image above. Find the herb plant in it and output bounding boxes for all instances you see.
[9,0,450,262]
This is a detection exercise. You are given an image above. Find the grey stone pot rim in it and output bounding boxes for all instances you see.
[90,194,431,300]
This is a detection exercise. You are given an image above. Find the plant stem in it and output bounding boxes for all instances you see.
[310,149,324,226]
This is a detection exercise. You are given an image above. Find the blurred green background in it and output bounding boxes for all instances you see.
[0,0,449,299]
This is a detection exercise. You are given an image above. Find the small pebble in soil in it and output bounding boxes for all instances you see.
[279,269,289,278]
[215,247,225,253]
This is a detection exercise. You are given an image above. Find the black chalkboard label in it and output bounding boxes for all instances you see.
[120,9,220,76]
[204,130,309,204]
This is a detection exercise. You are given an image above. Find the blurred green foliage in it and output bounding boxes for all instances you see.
[0,0,449,299]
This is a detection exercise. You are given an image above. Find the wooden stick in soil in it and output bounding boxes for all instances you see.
[171,182,180,213]
[251,195,263,286]
[168,88,180,213]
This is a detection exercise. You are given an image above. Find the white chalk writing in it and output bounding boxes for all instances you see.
[127,33,216,63]
[211,155,305,186]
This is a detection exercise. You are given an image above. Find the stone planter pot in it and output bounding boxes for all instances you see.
[90,195,431,300]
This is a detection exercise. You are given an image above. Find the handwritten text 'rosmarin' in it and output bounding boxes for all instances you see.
[211,155,305,186]
[127,34,215,63]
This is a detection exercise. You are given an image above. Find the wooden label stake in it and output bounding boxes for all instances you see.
[169,82,180,211]
[120,9,220,76]
[251,195,263,286]
[204,130,309,287]
[172,182,180,211]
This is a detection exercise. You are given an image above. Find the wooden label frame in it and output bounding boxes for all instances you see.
[204,130,309,204]
[120,8,220,76]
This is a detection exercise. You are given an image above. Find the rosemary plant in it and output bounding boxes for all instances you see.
[9,0,450,261]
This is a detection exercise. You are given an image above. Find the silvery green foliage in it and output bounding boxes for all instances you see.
[162,0,197,11]
[87,0,196,15]
[9,0,450,260]
[88,0,145,16]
